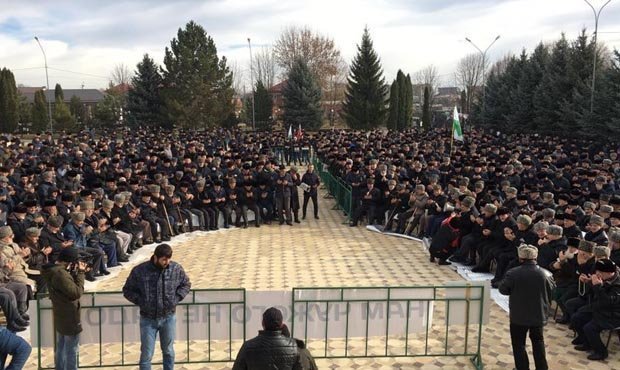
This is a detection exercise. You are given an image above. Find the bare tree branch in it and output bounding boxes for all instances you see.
[455,53,486,113]
[274,25,346,90]
[413,64,439,106]
[252,46,277,89]
[110,63,132,86]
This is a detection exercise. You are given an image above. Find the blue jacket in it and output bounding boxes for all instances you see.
[122,258,191,319]
[63,222,87,249]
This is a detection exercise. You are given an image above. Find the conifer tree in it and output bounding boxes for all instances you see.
[341,27,387,129]
[283,58,323,130]
[0,68,19,133]
[126,54,164,127]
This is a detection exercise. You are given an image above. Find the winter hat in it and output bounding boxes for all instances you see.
[589,215,604,226]
[25,227,41,238]
[546,225,563,236]
[58,247,79,263]
[518,244,538,260]
[595,259,617,273]
[71,212,86,223]
[47,215,64,228]
[516,214,532,226]
[593,245,611,259]
[578,240,595,254]
[0,226,13,239]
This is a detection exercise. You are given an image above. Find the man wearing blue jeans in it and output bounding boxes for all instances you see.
[123,244,191,370]
[0,326,31,370]
[41,247,86,370]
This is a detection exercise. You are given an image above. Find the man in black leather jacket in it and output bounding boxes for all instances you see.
[232,307,302,370]
[500,244,556,370]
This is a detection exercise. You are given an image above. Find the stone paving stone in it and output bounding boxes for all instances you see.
[27,191,620,369]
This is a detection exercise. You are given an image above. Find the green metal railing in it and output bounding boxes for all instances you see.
[36,288,246,369]
[291,285,485,370]
[312,158,352,222]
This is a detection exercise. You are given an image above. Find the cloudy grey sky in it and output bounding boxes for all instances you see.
[1,0,619,90]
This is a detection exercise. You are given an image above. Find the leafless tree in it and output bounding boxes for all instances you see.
[252,46,277,89]
[274,25,346,90]
[455,53,486,114]
[110,63,132,86]
[488,53,514,76]
[413,64,439,107]
[230,61,246,96]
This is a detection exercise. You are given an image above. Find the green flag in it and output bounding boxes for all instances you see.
[452,106,463,141]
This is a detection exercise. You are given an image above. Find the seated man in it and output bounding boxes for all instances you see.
[63,212,107,280]
[571,259,620,361]
[0,325,32,368]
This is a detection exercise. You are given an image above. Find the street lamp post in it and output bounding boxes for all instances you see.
[34,36,53,133]
[247,38,256,131]
[465,35,500,103]
[583,0,612,113]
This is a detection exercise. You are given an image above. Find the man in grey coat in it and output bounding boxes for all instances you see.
[500,244,556,370]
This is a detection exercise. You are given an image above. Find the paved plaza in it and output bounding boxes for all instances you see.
[26,193,619,369]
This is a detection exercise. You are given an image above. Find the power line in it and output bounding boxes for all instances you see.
[10,65,109,80]
[48,67,109,80]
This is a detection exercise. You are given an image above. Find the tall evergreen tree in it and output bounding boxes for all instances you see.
[403,74,413,128]
[533,34,572,134]
[341,27,387,129]
[17,93,31,128]
[69,95,84,123]
[32,90,48,132]
[506,45,547,131]
[387,80,399,130]
[54,83,64,102]
[52,83,74,131]
[422,86,431,130]
[283,58,323,130]
[161,21,233,129]
[254,80,273,130]
[0,68,19,133]
[126,54,164,128]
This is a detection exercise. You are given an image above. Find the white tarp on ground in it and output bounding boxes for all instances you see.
[366,225,510,313]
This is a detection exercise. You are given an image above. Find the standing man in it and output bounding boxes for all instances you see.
[42,247,86,370]
[232,307,302,370]
[499,244,555,370]
[275,165,293,226]
[301,164,320,220]
[122,244,191,370]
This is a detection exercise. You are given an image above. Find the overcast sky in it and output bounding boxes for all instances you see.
[1,0,619,90]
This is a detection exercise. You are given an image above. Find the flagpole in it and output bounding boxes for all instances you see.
[450,115,455,155]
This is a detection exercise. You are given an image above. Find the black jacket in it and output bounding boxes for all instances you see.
[499,260,556,326]
[232,330,302,370]
[591,272,620,326]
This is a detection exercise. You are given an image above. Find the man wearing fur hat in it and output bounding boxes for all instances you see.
[39,215,73,263]
[585,215,608,245]
[571,259,620,361]
[499,244,555,370]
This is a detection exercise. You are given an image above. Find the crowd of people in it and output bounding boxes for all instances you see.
[0,126,619,368]
[316,127,620,363]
